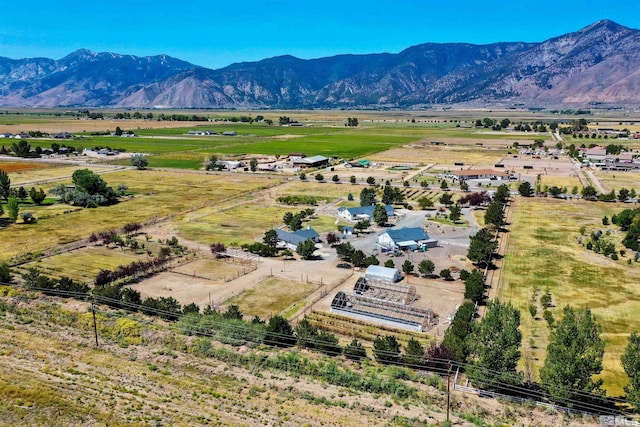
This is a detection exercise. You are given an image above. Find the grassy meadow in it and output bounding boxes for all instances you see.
[499,197,640,395]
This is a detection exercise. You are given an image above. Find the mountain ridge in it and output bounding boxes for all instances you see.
[0,20,638,108]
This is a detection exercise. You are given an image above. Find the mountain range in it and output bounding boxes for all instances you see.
[0,20,639,109]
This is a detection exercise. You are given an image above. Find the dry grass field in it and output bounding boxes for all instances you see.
[499,197,640,395]
[594,170,640,193]
[225,277,320,318]
[0,169,279,260]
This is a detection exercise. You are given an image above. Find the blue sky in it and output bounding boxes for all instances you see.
[1,0,639,70]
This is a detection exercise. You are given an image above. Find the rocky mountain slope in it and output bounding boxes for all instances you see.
[0,20,638,108]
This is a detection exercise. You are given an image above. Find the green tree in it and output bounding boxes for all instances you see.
[296,239,317,260]
[331,174,340,183]
[350,175,356,184]
[540,306,605,403]
[467,299,523,389]
[442,301,475,363]
[249,158,258,172]
[289,215,303,232]
[222,304,243,320]
[72,169,109,195]
[265,315,295,347]
[403,337,426,368]
[373,205,388,226]
[418,259,435,277]
[131,154,148,170]
[582,185,598,201]
[344,338,367,361]
[295,317,318,349]
[16,186,27,201]
[622,332,640,409]
[449,204,462,222]
[316,330,341,356]
[467,228,497,266]
[354,219,370,234]
[464,270,485,303]
[417,196,434,209]
[263,229,279,248]
[618,188,630,202]
[518,181,534,197]
[7,195,19,222]
[384,259,395,268]
[359,187,376,207]
[0,262,11,283]
[373,335,401,365]
[494,184,510,205]
[315,173,324,182]
[0,169,9,200]
[29,187,46,205]
[439,193,453,206]
[299,172,306,181]
[335,242,355,260]
[11,140,32,157]
[366,176,376,186]
[350,250,366,267]
[440,180,449,190]
[484,200,505,228]
[439,268,452,280]
[401,259,414,275]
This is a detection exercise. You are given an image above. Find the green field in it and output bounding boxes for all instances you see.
[499,197,640,395]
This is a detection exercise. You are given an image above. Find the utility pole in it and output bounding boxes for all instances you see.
[446,362,452,423]
[91,300,99,347]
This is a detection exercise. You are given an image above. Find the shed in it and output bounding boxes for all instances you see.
[364,265,403,283]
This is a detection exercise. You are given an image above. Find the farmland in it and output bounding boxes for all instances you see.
[3,108,640,423]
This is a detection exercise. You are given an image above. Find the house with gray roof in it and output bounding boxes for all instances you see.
[378,227,438,252]
[337,205,395,222]
[292,155,329,168]
[275,227,320,250]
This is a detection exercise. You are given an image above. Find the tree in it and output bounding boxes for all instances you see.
[222,304,243,320]
[484,200,505,228]
[440,180,449,190]
[384,259,395,269]
[373,335,401,365]
[417,196,434,209]
[359,187,376,207]
[331,174,340,183]
[467,299,523,390]
[403,337,426,368]
[418,259,435,277]
[350,175,356,184]
[442,301,475,363]
[354,219,370,234]
[265,315,295,347]
[373,205,388,226]
[72,169,108,195]
[315,173,324,182]
[249,158,258,172]
[464,270,485,303]
[289,215,303,232]
[618,188,630,202]
[335,242,355,260]
[344,338,367,361]
[350,250,366,267]
[296,239,317,260]
[346,117,359,127]
[467,228,497,266]
[0,262,11,283]
[115,126,123,136]
[29,187,46,205]
[366,176,376,186]
[401,259,414,275]
[494,184,510,205]
[622,332,640,409]
[439,268,452,280]
[540,306,605,403]
[11,140,32,157]
[326,232,339,245]
[460,181,470,192]
[295,317,318,349]
[299,172,306,181]
[439,193,454,206]
[263,229,278,248]
[16,186,27,201]
[518,181,534,197]
[449,204,462,222]
[582,185,598,201]
[131,154,148,170]
[0,169,9,200]
[283,211,293,225]
[7,195,19,222]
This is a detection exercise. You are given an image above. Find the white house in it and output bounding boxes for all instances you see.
[337,205,395,222]
[378,227,437,252]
